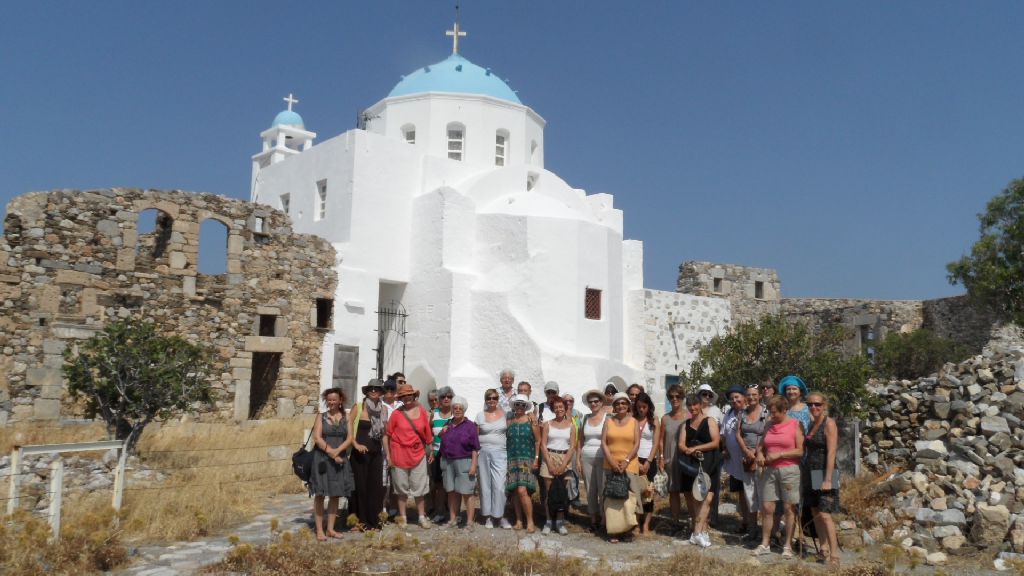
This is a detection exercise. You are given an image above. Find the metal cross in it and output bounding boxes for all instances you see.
[445,21,467,54]
[283,93,299,111]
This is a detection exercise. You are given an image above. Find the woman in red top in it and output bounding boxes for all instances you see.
[384,383,435,529]
[753,395,804,558]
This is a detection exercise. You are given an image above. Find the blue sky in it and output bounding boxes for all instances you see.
[2,1,1021,299]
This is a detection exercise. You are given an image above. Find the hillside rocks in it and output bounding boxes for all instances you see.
[861,325,1024,554]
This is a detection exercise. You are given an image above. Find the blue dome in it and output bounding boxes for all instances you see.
[272,109,305,128]
[389,54,521,104]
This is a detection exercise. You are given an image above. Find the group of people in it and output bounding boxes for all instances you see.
[305,371,841,567]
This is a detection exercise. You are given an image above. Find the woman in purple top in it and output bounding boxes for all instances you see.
[439,395,480,528]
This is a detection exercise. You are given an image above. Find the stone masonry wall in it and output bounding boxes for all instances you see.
[677,261,779,325]
[0,188,337,423]
[780,297,924,355]
[923,295,1000,353]
[641,289,730,407]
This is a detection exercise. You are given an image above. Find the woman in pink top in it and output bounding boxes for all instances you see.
[752,395,804,558]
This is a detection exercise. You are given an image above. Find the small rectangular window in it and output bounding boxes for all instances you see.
[316,298,333,329]
[447,129,464,161]
[253,216,265,234]
[585,288,602,320]
[405,129,416,144]
[259,314,277,336]
[495,133,506,166]
[754,281,764,299]
[280,194,290,214]
[315,180,327,221]
[713,278,722,293]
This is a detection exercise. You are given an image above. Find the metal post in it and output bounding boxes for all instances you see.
[48,459,63,540]
[112,442,127,511]
[6,448,21,515]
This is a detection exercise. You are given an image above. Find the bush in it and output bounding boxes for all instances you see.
[873,329,971,380]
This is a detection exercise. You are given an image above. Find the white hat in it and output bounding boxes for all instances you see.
[544,381,560,393]
[611,392,630,403]
[511,394,531,407]
[697,384,718,404]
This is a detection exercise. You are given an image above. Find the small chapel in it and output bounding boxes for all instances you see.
[249,20,731,413]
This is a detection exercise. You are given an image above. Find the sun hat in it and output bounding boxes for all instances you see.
[696,384,718,404]
[611,392,630,404]
[777,375,808,397]
[544,381,560,393]
[725,384,746,399]
[361,378,386,395]
[511,393,531,407]
[584,389,604,403]
[395,383,419,398]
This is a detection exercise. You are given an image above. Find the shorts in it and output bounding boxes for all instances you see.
[391,458,429,498]
[441,457,475,495]
[758,465,800,504]
[539,450,570,479]
[804,488,840,514]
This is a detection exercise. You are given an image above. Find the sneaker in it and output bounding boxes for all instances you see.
[781,547,794,559]
[500,518,513,530]
[698,532,712,548]
[541,522,552,535]
[688,532,698,545]
[419,517,433,530]
[484,518,494,529]
[558,523,568,536]
[752,544,772,556]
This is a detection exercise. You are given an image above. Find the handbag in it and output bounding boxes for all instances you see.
[810,469,840,491]
[564,469,581,504]
[604,470,630,500]
[692,461,711,502]
[677,449,704,478]
[291,416,318,483]
[651,469,668,498]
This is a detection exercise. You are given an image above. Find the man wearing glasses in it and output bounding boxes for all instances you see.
[538,381,561,424]
[497,369,517,413]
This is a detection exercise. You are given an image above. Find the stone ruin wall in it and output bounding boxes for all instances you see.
[780,297,924,355]
[677,261,780,325]
[0,188,337,424]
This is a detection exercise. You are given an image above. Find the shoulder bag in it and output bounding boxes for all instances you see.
[291,415,318,483]
[604,470,631,500]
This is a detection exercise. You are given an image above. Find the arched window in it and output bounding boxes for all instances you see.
[136,208,173,262]
[446,122,465,161]
[495,129,509,166]
[198,219,229,275]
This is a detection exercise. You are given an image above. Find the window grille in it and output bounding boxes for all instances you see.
[585,288,602,320]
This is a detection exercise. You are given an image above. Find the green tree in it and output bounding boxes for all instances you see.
[947,178,1024,325]
[63,317,214,453]
[680,315,874,416]
[873,329,971,380]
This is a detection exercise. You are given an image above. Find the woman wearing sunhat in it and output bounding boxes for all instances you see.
[383,383,435,529]
[349,379,389,530]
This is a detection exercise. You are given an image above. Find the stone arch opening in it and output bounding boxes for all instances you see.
[198,218,229,275]
[135,208,174,265]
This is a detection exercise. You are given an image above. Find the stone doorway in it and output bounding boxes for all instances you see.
[249,352,281,418]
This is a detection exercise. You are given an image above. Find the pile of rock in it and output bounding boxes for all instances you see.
[859,326,1024,560]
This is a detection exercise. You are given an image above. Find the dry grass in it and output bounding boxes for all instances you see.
[0,497,128,575]
[119,418,308,541]
[839,470,891,528]
[207,531,891,576]
[0,421,107,454]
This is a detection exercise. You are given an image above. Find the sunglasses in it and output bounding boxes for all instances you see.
[668,394,681,400]
[807,402,825,407]
[441,394,453,399]
[368,387,384,393]
[588,399,601,404]
[700,392,714,397]
[613,401,629,407]
[485,396,498,401]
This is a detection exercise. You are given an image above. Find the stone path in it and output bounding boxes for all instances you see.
[116,494,1005,575]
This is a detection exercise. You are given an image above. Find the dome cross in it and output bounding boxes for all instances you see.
[283,93,299,111]
[445,21,467,54]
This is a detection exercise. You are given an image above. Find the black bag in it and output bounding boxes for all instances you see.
[677,451,703,478]
[604,471,630,500]
[548,473,570,514]
[291,417,318,483]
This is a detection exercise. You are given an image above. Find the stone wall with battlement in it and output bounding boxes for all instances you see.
[678,261,780,325]
[0,188,337,423]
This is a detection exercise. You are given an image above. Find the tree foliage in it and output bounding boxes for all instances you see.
[873,329,971,380]
[680,315,874,416]
[63,318,214,453]
[947,178,1024,325]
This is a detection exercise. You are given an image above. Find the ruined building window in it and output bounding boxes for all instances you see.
[754,281,764,299]
[316,298,334,329]
[280,193,290,214]
[315,180,327,221]
[198,219,228,274]
[713,278,722,294]
[447,123,464,161]
[253,216,265,234]
[259,314,277,337]
[495,131,507,166]
[136,208,173,261]
[585,288,602,320]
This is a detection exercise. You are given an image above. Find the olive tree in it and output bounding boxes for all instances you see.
[63,318,214,453]
[947,178,1024,326]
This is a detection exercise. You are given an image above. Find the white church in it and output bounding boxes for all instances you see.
[250,23,732,413]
